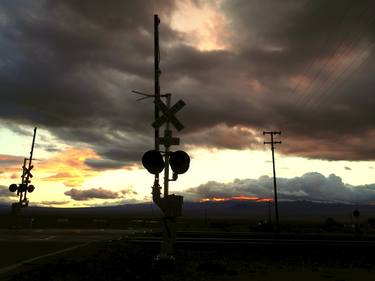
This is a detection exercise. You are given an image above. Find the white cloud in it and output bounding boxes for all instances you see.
[185,172,375,204]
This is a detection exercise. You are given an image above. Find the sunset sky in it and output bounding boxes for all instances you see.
[1,0,375,207]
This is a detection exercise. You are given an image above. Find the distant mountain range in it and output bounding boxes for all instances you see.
[1,200,375,221]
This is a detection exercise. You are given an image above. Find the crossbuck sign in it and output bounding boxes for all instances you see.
[152,99,186,131]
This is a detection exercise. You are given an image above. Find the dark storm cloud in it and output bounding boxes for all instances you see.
[161,0,375,160]
[0,155,23,167]
[185,172,375,204]
[0,185,10,197]
[1,0,375,162]
[217,0,375,160]
[0,185,15,204]
[0,0,177,163]
[121,188,138,196]
[84,158,127,170]
[64,187,121,201]
[38,200,70,206]
[64,187,136,201]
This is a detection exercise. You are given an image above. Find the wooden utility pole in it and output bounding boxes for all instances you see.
[263,131,281,232]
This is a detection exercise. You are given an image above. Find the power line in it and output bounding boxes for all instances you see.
[297,2,358,104]
[309,44,371,110]
[299,2,374,108]
[307,15,375,109]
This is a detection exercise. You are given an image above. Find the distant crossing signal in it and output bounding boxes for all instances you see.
[9,127,37,208]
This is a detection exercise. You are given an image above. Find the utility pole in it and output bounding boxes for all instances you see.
[263,131,281,232]
[267,200,272,225]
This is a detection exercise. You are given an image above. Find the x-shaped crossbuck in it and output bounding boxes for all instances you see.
[152,99,186,131]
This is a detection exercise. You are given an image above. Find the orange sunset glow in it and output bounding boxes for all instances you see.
[37,148,102,187]
[200,196,273,203]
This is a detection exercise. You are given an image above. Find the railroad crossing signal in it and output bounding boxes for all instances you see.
[152,99,185,131]
[135,15,190,261]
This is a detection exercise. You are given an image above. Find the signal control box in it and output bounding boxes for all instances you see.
[157,195,183,217]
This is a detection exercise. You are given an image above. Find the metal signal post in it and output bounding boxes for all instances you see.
[9,127,37,215]
[263,131,281,232]
[154,15,160,152]
[135,15,190,262]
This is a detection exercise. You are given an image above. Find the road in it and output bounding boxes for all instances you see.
[0,228,145,277]
[0,228,144,242]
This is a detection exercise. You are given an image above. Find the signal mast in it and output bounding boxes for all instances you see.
[133,15,190,262]
[9,127,37,214]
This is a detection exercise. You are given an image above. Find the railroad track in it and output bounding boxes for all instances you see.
[125,231,375,247]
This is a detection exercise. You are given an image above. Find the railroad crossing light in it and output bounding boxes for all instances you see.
[9,184,18,192]
[142,150,165,174]
[169,150,190,174]
[27,185,35,193]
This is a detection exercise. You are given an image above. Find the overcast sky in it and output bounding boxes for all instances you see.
[1,0,375,207]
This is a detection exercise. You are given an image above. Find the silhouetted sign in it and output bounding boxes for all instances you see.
[23,165,33,178]
[142,150,165,174]
[169,150,190,174]
[159,129,179,147]
[152,99,185,131]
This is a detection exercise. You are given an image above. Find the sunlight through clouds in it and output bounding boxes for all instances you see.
[171,0,232,51]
